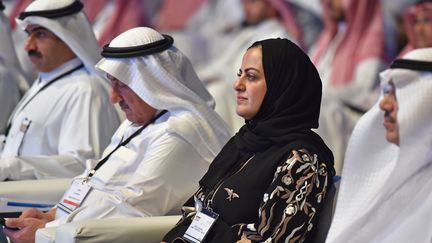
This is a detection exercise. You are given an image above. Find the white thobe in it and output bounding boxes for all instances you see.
[0,58,120,180]
[47,111,215,226]
[339,164,432,243]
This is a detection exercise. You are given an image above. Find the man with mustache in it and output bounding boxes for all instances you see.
[325,47,432,242]
[2,26,231,243]
[0,0,120,181]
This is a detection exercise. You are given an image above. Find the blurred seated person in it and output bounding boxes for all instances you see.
[162,38,335,243]
[163,0,244,69]
[2,26,231,243]
[398,0,432,56]
[4,0,37,83]
[82,0,152,46]
[0,0,28,134]
[0,0,120,181]
[310,0,389,106]
[326,47,432,243]
[310,0,391,173]
[152,0,205,32]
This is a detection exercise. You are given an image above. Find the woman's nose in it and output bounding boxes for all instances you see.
[234,77,245,92]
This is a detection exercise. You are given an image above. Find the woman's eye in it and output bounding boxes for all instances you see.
[247,74,256,81]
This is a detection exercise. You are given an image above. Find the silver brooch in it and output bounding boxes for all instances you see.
[224,188,240,201]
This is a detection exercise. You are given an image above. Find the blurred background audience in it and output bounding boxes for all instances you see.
[1,0,422,174]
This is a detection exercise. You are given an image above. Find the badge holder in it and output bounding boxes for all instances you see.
[56,179,92,218]
[183,207,219,243]
[1,117,31,157]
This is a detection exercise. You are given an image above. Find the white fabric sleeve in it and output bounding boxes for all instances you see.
[1,88,118,180]
[63,132,209,222]
[0,68,21,134]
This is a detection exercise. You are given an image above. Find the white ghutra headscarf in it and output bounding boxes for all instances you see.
[326,48,432,243]
[96,27,231,162]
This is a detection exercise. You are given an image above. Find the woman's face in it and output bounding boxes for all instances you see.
[234,46,267,120]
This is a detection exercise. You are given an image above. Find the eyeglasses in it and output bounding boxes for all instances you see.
[382,80,396,95]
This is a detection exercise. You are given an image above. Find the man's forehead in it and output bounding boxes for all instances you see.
[25,24,49,33]
[106,73,125,84]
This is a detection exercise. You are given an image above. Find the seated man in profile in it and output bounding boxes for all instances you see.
[326,47,432,242]
[2,26,231,243]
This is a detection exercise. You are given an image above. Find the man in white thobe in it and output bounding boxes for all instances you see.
[0,0,120,181]
[3,26,231,243]
[326,47,432,243]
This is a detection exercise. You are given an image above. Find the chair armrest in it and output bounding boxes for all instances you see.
[0,179,70,215]
[36,215,182,243]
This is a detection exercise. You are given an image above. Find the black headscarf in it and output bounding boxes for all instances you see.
[200,38,335,190]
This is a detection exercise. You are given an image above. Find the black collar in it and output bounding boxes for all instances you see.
[101,35,174,58]
[18,0,83,20]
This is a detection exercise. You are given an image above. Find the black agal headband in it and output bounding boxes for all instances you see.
[18,0,83,20]
[0,1,5,11]
[101,35,174,58]
[391,59,432,72]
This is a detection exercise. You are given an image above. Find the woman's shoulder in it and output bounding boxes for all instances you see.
[286,148,315,162]
[282,148,328,170]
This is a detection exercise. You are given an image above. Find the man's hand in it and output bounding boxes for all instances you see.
[3,217,47,243]
[3,208,56,243]
[19,208,55,221]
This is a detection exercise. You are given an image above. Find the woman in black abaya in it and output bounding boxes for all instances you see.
[163,38,335,243]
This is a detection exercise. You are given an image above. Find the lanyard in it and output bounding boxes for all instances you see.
[86,110,168,178]
[4,64,85,137]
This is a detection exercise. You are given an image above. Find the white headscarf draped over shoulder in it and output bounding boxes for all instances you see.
[326,48,432,243]
[96,27,231,162]
[16,0,102,75]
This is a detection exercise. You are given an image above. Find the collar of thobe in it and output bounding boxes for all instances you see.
[39,57,83,85]
[86,110,168,179]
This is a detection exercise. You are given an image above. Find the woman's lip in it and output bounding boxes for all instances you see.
[237,96,247,104]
